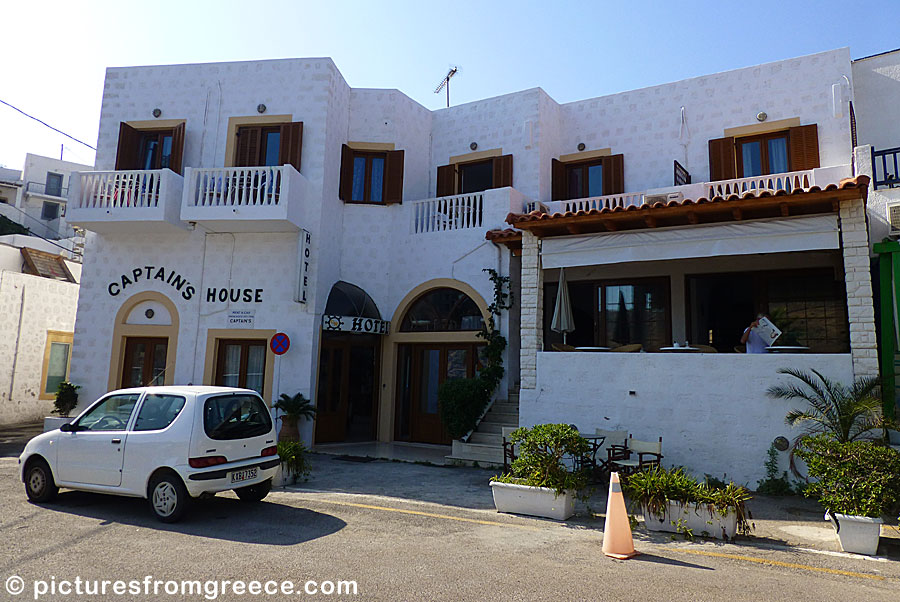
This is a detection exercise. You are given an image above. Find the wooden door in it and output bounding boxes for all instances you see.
[314,340,350,443]
[121,337,168,388]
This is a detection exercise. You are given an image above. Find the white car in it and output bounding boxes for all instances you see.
[19,386,280,522]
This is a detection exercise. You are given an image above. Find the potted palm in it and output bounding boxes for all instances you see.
[272,392,316,442]
[795,435,900,555]
[44,382,80,432]
[490,424,589,520]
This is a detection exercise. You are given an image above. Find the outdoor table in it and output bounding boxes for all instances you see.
[765,346,811,353]
[659,346,702,353]
[574,346,610,352]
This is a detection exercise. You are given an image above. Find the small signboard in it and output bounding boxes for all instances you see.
[270,332,291,355]
[322,315,391,335]
[295,229,311,304]
[755,316,782,346]
[228,309,255,327]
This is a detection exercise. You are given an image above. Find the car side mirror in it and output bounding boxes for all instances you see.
[60,422,74,432]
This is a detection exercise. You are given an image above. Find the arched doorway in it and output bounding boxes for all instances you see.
[108,292,180,390]
[392,284,488,445]
[315,281,385,444]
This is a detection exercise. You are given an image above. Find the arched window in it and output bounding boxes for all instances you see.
[400,288,484,332]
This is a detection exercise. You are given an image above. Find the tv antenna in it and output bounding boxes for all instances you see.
[434,66,458,108]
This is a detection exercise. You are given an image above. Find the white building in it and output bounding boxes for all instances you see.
[65,47,890,484]
[0,235,81,425]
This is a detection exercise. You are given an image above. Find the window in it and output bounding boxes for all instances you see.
[133,394,186,431]
[551,154,624,201]
[400,288,484,332]
[736,132,789,178]
[122,337,168,387]
[203,393,272,440]
[435,154,513,197]
[75,394,141,431]
[339,145,405,204]
[45,173,63,197]
[215,339,267,394]
[234,122,303,170]
[41,331,73,399]
[41,202,60,221]
[115,121,186,175]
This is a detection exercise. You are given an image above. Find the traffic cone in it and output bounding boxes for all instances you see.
[602,471,638,559]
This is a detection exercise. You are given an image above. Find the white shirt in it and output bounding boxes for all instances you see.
[743,327,768,354]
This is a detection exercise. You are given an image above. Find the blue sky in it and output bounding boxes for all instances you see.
[2,0,898,170]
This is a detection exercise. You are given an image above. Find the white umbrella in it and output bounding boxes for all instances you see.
[551,267,575,344]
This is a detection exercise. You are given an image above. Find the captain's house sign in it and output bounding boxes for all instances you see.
[108,266,195,299]
[323,315,391,335]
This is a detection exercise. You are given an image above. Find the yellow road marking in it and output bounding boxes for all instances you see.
[302,498,545,531]
[676,548,888,581]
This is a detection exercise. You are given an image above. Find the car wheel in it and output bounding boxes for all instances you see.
[24,458,58,503]
[148,472,190,523]
[234,478,272,503]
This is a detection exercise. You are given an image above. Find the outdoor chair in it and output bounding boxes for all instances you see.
[693,344,718,353]
[608,435,663,475]
[610,343,642,353]
[733,344,746,353]
[551,343,578,352]
[593,428,629,477]
[501,426,519,472]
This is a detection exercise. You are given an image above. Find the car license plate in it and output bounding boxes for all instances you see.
[230,467,258,484]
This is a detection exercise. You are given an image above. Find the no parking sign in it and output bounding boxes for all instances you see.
[270,332,290,355]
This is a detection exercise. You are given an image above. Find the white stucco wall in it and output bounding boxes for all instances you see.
[0,271,79,425]
[852,50,900,153]
[522,352,854,486]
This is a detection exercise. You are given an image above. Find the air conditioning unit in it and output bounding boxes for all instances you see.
[524,201,549,214]
[643,191,684,206]
[887,202,900,235]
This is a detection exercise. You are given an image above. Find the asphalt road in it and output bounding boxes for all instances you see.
[1,455,899,601]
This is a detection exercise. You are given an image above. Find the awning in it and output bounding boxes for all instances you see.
[540,215,839,269]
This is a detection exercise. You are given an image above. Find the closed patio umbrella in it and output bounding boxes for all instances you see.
[551,268,575,344]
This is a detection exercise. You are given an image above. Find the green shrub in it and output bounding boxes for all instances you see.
[53,382,80,417]
[277,440,311,483]
[756,444,795,496]
[493,424,590,497]
[795,434,900,518]
[439,378,491,440]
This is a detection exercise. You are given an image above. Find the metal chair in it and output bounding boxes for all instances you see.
[593,428,628,477]
[693,344,718,353]
[609,344,642,353]
[501,426,518,473]
[551,343,577,352]
[608,435,663,475]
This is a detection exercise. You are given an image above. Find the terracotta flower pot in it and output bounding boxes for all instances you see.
[278,417,300,442]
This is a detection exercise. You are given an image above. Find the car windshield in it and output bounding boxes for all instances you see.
[203,394,272,440]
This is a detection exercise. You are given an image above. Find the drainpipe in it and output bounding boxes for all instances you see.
[7,277,26,404]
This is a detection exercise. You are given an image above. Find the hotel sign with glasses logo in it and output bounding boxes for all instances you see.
[322,315,391,335]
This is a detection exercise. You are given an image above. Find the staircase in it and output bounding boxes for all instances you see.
[447,389,519,466]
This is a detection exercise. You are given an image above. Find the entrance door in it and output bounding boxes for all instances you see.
[315,334,380,444]
[121,338,168,388]
[398,343,481,445]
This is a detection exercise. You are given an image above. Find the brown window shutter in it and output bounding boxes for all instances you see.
[384,150,405,204]
[551,158,567,201]
[169,122,186,175]
[279,121,303,172]
[339,144,354,201]
[789,124,820,171]
[492,154,513,189]
[436,164,456,197]
[708,137,736,181]
[115,122,142,170]
[235,127,260,167]
[602,154,625,195]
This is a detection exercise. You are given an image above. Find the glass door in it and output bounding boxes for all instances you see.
[122,337,168,387]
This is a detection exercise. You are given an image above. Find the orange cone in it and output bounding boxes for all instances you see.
[602,472,638,559]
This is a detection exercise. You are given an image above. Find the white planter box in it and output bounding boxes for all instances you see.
[826,512,882,556]
[43,416,72,432]
[490,480,575,520]
[642,501,739,540]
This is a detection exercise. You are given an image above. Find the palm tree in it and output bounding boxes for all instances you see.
[767,368,890,475]
[273,392,316,441]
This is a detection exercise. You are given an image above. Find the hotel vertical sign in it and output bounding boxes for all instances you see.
[296,229,311,304]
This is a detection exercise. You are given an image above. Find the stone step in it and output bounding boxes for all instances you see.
[480,411,518,425]
[490,402,519,414]
[448,440,504,465]
[476,422,504,434]
[508,392,519,403]
[469,432,502,446]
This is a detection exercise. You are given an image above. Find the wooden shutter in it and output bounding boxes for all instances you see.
[235,127,261,167]
[602,154,625,195]
[708,136,736,182]
[339,144,354,201]
[436,164,456,197]
[551,158,567,201]
[384,150,405,204]
[169,122,186,175]
[115,122,142,170]
[492,154,514,189]
[789,124,820,171]
[279,121,303,172]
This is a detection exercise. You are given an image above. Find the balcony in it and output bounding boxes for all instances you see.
[66,169,185,233]
[182,165,311,232]
[409,187,527,235]
[25,181,68,199]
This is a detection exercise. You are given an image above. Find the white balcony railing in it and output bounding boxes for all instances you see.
[411,193,484,234]
[560,192,645,213]
[706,169,814,198]
[186,166,284,208]
[74,169,172,210]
